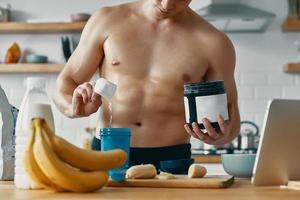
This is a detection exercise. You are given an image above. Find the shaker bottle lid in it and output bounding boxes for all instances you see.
[94,78,117,99]
[100,128,131,136]
[26,77,46,89]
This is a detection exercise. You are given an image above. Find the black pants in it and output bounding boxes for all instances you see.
[91,137,191,170]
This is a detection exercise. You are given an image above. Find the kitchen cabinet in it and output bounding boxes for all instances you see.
[0,22,85,33]
[0,64,64,73]
[1,180,300,200]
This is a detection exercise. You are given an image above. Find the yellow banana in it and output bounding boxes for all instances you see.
[23,121,64,191]
[40,119,127,171]
[33,120,109,193]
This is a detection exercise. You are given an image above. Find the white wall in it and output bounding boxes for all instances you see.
[0,0,299,146]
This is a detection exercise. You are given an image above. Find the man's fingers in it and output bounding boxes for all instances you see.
[217,114,229,135]
[82,82,94,101]
[192,122,209,141]
[77,87,89,104]
[72,91,83,116]
[202,118,219,139]
[92,92,102,105]
[184,124,198,138]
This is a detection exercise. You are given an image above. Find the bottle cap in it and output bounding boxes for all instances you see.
[26,77,46,89]
[94,78,117,99]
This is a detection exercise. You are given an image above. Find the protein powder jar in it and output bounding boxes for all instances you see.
[184,80,229,129]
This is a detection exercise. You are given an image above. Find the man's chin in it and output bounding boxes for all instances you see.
[154,8,175,18]
[157,11,176,19]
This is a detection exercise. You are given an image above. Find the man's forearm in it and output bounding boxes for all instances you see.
[53,90,75,118]
[228,103,241,143]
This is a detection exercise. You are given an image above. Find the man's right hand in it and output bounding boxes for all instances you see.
[72,82,102,117]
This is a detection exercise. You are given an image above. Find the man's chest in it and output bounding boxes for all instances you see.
[103,24,208,83]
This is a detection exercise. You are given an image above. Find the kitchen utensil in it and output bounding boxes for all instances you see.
[70,13,91,22]
[240,121,259,150]
[221,154,256,178]
[0,3,10,22]
[107,175,234,188]
[26,55,48,63]
[61,36,71,62]
[288,0,298,19]
[160,158,194,174]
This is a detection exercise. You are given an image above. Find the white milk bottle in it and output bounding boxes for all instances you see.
[14,77,55,189]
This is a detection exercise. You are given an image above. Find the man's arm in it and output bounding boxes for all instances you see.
[204,33,241,142]
[185,31,240,145]
[53,8,110,118]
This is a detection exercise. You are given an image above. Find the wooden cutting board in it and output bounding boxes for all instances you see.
[107,175,234,189]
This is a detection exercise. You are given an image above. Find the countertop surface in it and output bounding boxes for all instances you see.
[1,180,300,200]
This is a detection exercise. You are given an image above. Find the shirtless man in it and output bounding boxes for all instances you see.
[53,0,240,168]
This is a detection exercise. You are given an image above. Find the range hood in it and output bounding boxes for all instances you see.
[196,2,276,33]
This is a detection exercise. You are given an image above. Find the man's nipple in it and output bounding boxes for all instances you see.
[111,59,120,66]
[182,73,191,82]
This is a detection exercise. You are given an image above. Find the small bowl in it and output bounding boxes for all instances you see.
[160,158,194,174]
[221,154,256,178]
[70,13,91,22]
[26,55,48,63]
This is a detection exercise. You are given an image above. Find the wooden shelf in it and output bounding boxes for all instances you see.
[283,63,300,73]
[192,155,221,164]
[282,18,300,32]
[0,22,86,33]
[0,64,64,73]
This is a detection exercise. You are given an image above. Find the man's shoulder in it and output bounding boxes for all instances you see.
[192,17,234,56]
[92,2,135,23]
[190,12,235,68]
[191,13,231,47]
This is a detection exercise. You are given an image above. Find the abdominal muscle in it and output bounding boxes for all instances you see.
[98,76,190,148]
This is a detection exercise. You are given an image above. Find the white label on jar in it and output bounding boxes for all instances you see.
[184,97,190,123]
[195,93,229,123]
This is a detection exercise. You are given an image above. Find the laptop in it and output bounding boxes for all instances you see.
[252,99,300,186]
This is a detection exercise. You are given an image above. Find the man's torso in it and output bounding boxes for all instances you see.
[97,2,219,147]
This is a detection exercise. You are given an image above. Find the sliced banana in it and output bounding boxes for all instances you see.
[156,172,176,180]
[126,164,157,179]
[188,164,207,178]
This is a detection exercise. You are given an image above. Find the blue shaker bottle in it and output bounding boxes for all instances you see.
[100,128,131,181]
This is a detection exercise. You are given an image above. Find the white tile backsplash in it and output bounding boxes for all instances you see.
[255,113,267,131]
[296,76,300,86]
[237,86,254,99]
[268,73,295,86]
[254,87,282,99]
[282,87,300,99]
[240,73,268,86]
[241,100,269,114]
[240,113,255,123]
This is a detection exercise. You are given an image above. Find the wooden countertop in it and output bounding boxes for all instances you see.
[192,155,221,163]
[1,180,299,200]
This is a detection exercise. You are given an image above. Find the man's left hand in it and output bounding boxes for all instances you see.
[184,114,233,146]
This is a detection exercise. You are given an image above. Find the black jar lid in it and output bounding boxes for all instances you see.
[184,80,225,96]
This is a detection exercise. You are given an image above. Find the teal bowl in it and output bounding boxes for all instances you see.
[221,154,256,178]
[27,55,48,63]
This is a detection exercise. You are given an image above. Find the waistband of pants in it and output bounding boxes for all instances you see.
[91,137,191,170]
[129,143,191,169]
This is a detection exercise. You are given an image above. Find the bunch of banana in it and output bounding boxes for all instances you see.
[23,118,127,193]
